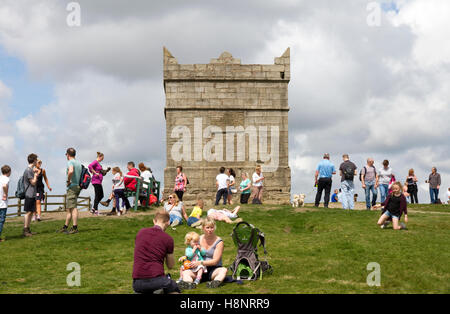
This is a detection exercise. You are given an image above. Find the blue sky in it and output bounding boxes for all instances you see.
[0,46,54,120]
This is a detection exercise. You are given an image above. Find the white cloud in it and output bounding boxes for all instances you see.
[0,0,448,204]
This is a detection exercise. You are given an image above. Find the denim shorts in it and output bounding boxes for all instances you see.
[170,215,183,225]
[187,216,199,226]
[383,210,399,220]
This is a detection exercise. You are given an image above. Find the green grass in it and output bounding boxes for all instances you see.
[0,204,449,294]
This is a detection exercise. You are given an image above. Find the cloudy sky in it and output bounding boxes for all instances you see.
[0,0,449,208]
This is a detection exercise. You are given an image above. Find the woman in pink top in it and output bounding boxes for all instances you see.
[88,152,108,215]
[173,165,187,201]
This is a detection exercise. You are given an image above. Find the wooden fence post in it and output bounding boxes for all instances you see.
[44,192,48,212]
[88,197,91,212]
[18,199,22,217]
[63,194,67,211]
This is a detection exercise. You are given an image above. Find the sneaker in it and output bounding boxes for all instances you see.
[36,215,41,222]
[400,222,407,230]
[90,209,96,215]
[206,280,222,289]
[171,220,180,228]
[107,209,117,216]
[194,278,201,285]
[58,227,69,234]
[117,210,121,217]
[31,215,36,222]
[68,227,78,234]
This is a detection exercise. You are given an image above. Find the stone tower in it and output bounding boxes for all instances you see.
[163,47,291,205]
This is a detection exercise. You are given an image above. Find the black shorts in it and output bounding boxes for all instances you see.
[133,276,180,294]
[24,197,36,213]
[201,266,221,283]
[240,193,250,204]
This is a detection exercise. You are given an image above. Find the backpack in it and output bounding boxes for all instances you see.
[79,165,91,189]
[359,166,377,182]
[343,164,355,181]
[229,221,272,281]
[15,174,28,200]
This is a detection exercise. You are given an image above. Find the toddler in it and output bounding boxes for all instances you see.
[178,232,206,285]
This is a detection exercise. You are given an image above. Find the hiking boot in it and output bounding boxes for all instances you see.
[100,200,111,207]
[23,228,33,237]
[106,209,117,216]
[206,280,222,288]
[177,281,196,291]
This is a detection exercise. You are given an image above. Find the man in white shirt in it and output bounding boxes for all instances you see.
[0,165,12,242]
[215,167,229,205]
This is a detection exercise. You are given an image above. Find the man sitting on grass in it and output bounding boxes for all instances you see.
[132,209,180,294]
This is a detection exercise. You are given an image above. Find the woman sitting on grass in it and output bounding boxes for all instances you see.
[374,182,408,230]
[164,193,188,228]
[207,206,242,224]
[187,199,204,228]
[178,217,228,290]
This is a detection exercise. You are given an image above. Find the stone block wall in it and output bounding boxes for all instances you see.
[163,47,291,206]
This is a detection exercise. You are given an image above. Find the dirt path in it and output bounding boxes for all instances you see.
[6,207,163,223]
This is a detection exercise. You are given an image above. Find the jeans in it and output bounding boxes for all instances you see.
[0,208,6,236]
[133,276,180,294]
[215,188,228,205]
[340,180,354,210]
[315,177,332,207]
[429,188,439,204]
[114,189,131,210]
[379,184,389,203]
[364,180,378,209]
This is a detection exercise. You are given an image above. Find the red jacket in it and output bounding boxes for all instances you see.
[124,168,140,192]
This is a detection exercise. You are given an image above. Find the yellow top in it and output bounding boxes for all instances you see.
[189,206,202,218]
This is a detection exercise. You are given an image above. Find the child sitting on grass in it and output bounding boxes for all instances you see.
[177,232,207,285]
[187,199,204,228]
[374,182,408,230]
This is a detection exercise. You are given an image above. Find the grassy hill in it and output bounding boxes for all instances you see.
[0,204,449,294]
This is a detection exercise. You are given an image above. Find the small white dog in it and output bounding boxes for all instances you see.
[292,194,306,207]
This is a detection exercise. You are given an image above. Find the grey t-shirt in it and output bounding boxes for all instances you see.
[362,166,377,182]
[23,167,36,199]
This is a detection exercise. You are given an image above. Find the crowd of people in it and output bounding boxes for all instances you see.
[0,150,448,295]
[314,153,445,210]
[173,165,264,206]
[0,149,158,239]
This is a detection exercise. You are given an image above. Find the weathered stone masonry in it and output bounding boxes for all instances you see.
[163,47,291,205]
